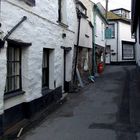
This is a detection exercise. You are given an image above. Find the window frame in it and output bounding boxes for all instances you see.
[58,0,62,23]
[5,46,22,95]
[57,0,68,27]
[122,41,135,60]
[24,0,36,7]
[101,22,104,41]
[108,23,115,39]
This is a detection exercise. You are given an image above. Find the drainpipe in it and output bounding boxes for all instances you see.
[3,16,27,41]
[92,5,97,75]
[92,25,95,75]
[74,11,81,82]
[117,22,119,62]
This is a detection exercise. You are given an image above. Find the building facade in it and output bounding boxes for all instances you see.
[93,3,107,70]
[73,0,93,84]
[0,0,77,135]
[131,0,140,66]
[106,9,135,64]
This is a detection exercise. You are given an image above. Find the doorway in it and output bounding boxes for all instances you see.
[61,46,72,93]
[105,45,111,64]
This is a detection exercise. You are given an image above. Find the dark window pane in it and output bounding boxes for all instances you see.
[15,62,20,75]
[42,49,49,88]
[5,46,22,94]
[15,48,20,61]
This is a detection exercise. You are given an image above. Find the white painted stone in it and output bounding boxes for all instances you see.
[0,43,7,114]
[0,0,77,112]
[94,13,106,48]
[107,21,135,62]
[78,0,93,49]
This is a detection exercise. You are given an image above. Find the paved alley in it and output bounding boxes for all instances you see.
[20,65,140,140]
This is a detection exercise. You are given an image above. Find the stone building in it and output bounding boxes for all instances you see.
[106,8,135,64]
[93,2,107,70]
[73,0,93,84]
[0,0,77,135]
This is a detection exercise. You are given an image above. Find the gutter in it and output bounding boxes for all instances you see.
[117,21,119,62]
[92,5,97,75]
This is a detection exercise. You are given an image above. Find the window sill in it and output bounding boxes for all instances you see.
[106,38,115,39]
[42,87,53,96]
[57,21,69,28]
[4,90,25,100]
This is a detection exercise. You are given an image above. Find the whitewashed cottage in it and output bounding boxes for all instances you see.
[106,8,135,64]
[0,0,77,135]
[73,0,93,84]
[93,2,107,70]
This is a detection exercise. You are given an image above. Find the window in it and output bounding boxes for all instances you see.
[58,0,67,25]
[106,24,115,39]
[76,1,87,18]
[76,5,87,16]
[101,22,104,41]
[58,0,62,22]
[23,0,36,6]
[42,49,49,88]
[5,47,22,93]
[122,43,135,60]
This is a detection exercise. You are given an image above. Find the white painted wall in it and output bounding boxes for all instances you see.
[80,0,93,21]
[79,18,92,48]
[118,22,135,61]
[107,22,118,62]
[0,44,7,114]
[0,0,77,112]
[95,13,106,48]
[76,0,93,49]
[107,21,135,62]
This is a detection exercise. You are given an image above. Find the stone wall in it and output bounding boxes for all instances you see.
[0,0,77,115]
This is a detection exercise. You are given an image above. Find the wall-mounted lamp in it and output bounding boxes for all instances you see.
[0,39,5,48]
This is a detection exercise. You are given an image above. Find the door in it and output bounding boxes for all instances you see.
[105,45,111,64]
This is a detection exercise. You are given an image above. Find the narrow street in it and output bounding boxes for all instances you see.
[20,65,140,140]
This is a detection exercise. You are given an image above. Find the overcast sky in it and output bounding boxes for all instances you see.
[92,0,131,11]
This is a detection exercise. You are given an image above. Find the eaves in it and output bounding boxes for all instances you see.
[108,19,131,25]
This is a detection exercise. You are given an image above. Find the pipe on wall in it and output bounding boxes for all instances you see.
[74,11,81,83]
[117,21,119,62]
[92,5,97,75]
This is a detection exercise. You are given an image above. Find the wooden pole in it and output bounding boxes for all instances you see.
[106,0,108,19]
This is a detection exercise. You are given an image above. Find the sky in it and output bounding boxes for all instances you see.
[92,0,131,11]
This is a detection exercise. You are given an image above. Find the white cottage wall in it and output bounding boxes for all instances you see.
[118,22,135,61]
[0,0,77,112]
[107,22,118,62]
[79,18,92,48]
[95,14,106,48]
